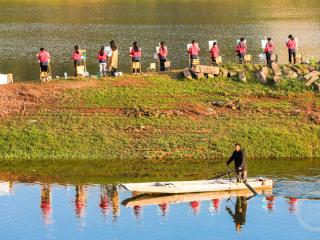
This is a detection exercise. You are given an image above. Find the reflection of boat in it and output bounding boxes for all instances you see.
[0,182,11,196]
[122,188,272,207]
[122,178,273,194]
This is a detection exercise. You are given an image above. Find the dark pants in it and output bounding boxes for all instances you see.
[110,68,117,76]
[235,168,247,182]
[159,58,166,72]
[238,53,245,64]
[265,51,272,67]
[211,56,217,65]
[190,55,198,67]
[40,62,48,72]
[288,49,296,64]
[74,60,81,77]
[132,57,140,62]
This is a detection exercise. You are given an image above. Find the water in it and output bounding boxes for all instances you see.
[0,0,320,80]
[0,158,320,239]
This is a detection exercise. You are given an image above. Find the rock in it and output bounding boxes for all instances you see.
[273,75,282,84]
[305,75,319,87]
[290,66,302,75]
[238,72,247,82]
[304,71,320,80]
[228,71,238,77]
[207,74,214,79]
[183,68,192,80]
[271,63,282,76]
[256,71,267,84]
[195,72,205,79]
[212,100,227,107]
[308,66,317,72]
[261,66,269,77]
[193,65,219,75]
[285,70,298,79]
[220,68,228,78]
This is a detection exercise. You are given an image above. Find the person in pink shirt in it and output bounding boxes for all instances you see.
[130,42,142,62]
[36,48,50,74]
[235,38,247,64]
[72,45,82,77]
[158,41,168,72]
[264,37,275,67]
[210,42,219,65]
[97,46,108,77]
[286,35,297,64]
[188,40,200,67]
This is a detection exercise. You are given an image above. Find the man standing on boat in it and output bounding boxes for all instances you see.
[226,143,247,182]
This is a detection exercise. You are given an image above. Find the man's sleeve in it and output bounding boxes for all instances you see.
[226,153,234,165]
[240,151,246,168]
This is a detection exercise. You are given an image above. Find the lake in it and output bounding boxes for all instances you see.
[0,158,319,239]
[0,0,320,80]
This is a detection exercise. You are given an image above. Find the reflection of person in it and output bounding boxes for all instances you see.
[111,185,120,220]
[109,40,118,76]
[212,199,220,211]
[158,41,168,72]
[265,195,275,212]
[40,184,52,225]
[235,38,247,64]
[158,203,169,216]
[288,197,298,213]
[190,201,201,214]
[226,143,247,182]
[99,185,110,216]
[226,196,248,232]
[75,185,88,219]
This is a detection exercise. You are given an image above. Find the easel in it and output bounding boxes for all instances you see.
[40,63,52,82]
[130,47,142,74]
[76,49,88,77]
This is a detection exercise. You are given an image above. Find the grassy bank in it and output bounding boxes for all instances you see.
[0,68,320,160]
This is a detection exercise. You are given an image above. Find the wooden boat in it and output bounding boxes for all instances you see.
[123,188,272,207]
[121,178,273,194]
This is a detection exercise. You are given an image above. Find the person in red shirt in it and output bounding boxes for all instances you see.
[71,45,82,77]
[286,34,297,64]
[36,48,50,74]
[235,38,247,64]
[158,41,168,72]
[264,37,275,67]
[130,42,142,74]
[188,40,200,67]
[210,42,219,65]
[97,46,108,77]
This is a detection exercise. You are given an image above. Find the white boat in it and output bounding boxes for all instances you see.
[121,178,273,194]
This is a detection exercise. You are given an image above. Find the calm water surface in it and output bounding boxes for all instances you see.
[0,158,319,239]
[0,0,320,80]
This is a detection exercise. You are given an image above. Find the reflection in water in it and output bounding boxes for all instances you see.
[0,180,319,239]
[288,197,299,213]
[40,184,53,225]
[75,185,88,219]
[264,195,275,212]
[158,203,169,216]
[190,201,201,215]
[226,197,248,232]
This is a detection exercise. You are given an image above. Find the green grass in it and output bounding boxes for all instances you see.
[0,73,320,161]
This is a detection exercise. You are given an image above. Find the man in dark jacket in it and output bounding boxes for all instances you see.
[226,143,247,182]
